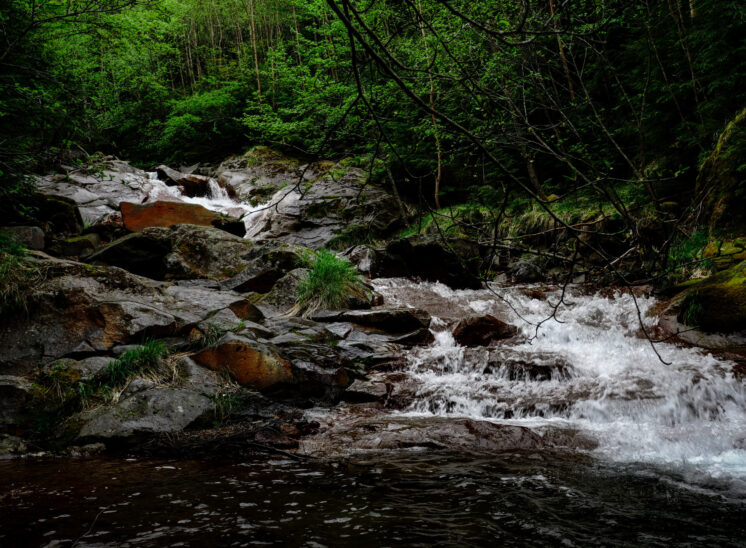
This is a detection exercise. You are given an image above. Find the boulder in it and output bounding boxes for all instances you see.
[259,268,309,310]
[155,165,184,185]
[452,314,518,347]
[0,255,260,373]
[510,259,544,283]
[77,388,213,444]
[0,376,32,429]
[3,193,84,234]
[120,201,245,237]
[659,260,746,334]
[367,237,483,289]
[155,166,213,197]
[485,350,573,380]
[192,333,294,390]
[215,147,403,248]
[2,226,45,250]
[276,342,352,401]
[219,242,308,293]
[176,174,212,198]
[299,414,547,456]
[696,107,746,232]
[311,308,431,334]
[48,233,100,257]
[35,162,152,225]
[87,231,171,278]
[342,379,389,403]
[88,224,254,280]
[0,434,27,456]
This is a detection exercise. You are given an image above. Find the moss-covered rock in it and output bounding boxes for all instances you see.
[696,107,746,234]
[673,259,746,332]
[702,239,746,270]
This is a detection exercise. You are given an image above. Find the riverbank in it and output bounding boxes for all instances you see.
[1,148,746,546]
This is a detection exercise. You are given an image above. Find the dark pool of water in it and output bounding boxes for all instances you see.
[1,452,744,547]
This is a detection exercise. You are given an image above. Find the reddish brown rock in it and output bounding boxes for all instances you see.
[452,314,518,347]
[192,335,294,390]
[120,201,245,236]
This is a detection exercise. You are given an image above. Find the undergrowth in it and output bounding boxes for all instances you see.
[292,250,366,317]
[0,230,42,314]
[667,230,712,283]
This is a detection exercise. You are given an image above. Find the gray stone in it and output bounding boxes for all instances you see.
[369,236,483,290]
[0,434,27,456]
[2,226,45,250]
[342,379,389,403]
[122,378,154,395]
[214,148,403,249]
[76,356,112,378]
[300,415,547,456]
[510,259,544,283]
[77,388,213,443]
[219,243,308,293]
[175,355,222,396]
[0,376,32,428]
[0,256,261,372]
[88,224,255,281]
[311,308,431,334]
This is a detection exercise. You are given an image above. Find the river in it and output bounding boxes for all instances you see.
[2,172,745,546]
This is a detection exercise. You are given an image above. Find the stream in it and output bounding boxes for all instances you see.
[2,172,745,546]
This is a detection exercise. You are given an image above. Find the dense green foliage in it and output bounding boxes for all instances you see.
[3,0,746,281]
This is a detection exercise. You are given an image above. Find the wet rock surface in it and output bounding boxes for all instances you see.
[299,411,547,456]
[452,314,519,347]
[88,224,255,280]
[0,255,259,373]
[311,308,431,334]
[121,201,245,236]
[349,237,483,289]
[192,333,294,390]
[76,388,214,445]
[214,148,403,248]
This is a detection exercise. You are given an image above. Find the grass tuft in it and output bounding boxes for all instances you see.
[101,340,169,387]
[0,230,43,314]
[291,250,366,317]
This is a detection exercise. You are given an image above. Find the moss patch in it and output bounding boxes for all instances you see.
[675,259,746,332]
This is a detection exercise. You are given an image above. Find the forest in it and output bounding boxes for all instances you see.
[2,1,746,545]
[3,0,746,276]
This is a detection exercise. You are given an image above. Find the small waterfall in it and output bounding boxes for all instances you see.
[142,172,268,236]
[373,278,746,481]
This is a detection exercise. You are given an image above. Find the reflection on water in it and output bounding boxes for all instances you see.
[1,454,744,547]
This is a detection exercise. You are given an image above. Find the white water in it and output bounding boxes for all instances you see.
[139,170,746,485]
[144,172,267,234]
[373,278,746,485]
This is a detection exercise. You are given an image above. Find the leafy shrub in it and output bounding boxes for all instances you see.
[293,250,366,316]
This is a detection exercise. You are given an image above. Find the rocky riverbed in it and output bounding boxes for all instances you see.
[2,148,746,545]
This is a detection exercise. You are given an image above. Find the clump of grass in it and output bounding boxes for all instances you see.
[101,340,169,387]
[291,250,366,317]
[682,292,704,326]
[0,230,42,314]
[210,390,243,425]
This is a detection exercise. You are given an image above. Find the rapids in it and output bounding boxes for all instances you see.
[373,278,746,490]
[143,168,746,489]
[2,171,745,545]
